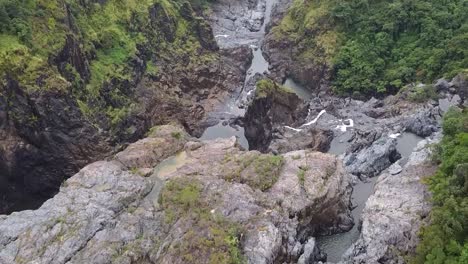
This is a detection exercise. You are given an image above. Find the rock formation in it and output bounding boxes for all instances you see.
[0,124,353,264]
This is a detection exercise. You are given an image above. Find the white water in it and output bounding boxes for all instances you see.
[283,110,326,132]
[335,119,354,132]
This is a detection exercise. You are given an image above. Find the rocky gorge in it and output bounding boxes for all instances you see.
[0,0,467,263]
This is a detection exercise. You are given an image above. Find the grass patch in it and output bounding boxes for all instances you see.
[159,178,246,264]
[171,131,182,140]
[297,169,306,187]
[223,152,285,191]
[255,79,294,99]
[405,84,438,103]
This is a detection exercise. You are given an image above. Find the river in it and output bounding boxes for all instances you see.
[200,0,278,149]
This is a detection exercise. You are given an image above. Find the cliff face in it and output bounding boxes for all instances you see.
[243,79,308,152]
[0,0,248,213]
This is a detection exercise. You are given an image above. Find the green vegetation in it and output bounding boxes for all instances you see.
[0,0,218,132]
[403,84,438,103]
[274,0,468,96]
[223,152,285,191]
[255,79,294,99]
[297,168,306,187]
[413,109,468,263]
[159,178,246,264]
[171,131,182,139]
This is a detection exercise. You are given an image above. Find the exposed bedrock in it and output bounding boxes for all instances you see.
[343,134,440,264]
[243,80,308,152]
[0,124,353,264]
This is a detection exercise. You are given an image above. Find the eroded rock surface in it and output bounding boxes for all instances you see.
[0,125,353,264]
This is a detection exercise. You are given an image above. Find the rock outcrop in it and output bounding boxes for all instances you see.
[243,80,307,152]
[343,134,440,263]
[0,124,353,264]
[344,137,401,179]
[269,126,334,154]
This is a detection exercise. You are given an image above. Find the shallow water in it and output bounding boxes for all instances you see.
[328,133,352,155]
[199,0,278,149]
[200,122,249,149]
[153,151,188,178]
[396,132,424,165]
[146,151,189,206]
[317,177,378,262]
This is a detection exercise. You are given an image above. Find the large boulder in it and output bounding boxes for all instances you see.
[344,137,401,179]
[404,107,440,137]
[244,80,307,152]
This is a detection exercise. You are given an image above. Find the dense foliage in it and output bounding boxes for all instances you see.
[413,109,468,263]
[0,0,215,130]
[274,0,468,96]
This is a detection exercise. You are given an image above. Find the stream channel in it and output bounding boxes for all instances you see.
[199,0,425,262]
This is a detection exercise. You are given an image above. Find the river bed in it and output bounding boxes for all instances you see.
[317,132,424,262]
[200,0,278,149]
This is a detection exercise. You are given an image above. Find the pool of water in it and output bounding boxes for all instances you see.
[327,132,353,155]
[396,132,424,165]
[317,177,378,262]
[146,151,189,206]
[200,122,249,150]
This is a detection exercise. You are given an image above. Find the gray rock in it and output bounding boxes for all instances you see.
[404,108,439,137]
[269,126,333,154]
[298,238,325,264]
[344,137,401,179]
[0,131,353,264]
[435,78,450,92]
[388,162,402,175]
[344,135,440,263]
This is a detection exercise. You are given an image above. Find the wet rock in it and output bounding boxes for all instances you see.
[55,35,90,81]
[344,135,440,263]
[344,137,401,179]
[404,107,439,137]
[0,84,111,214]
[195,17,219,51]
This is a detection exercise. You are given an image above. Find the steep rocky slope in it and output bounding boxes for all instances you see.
[0,0,249,213]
